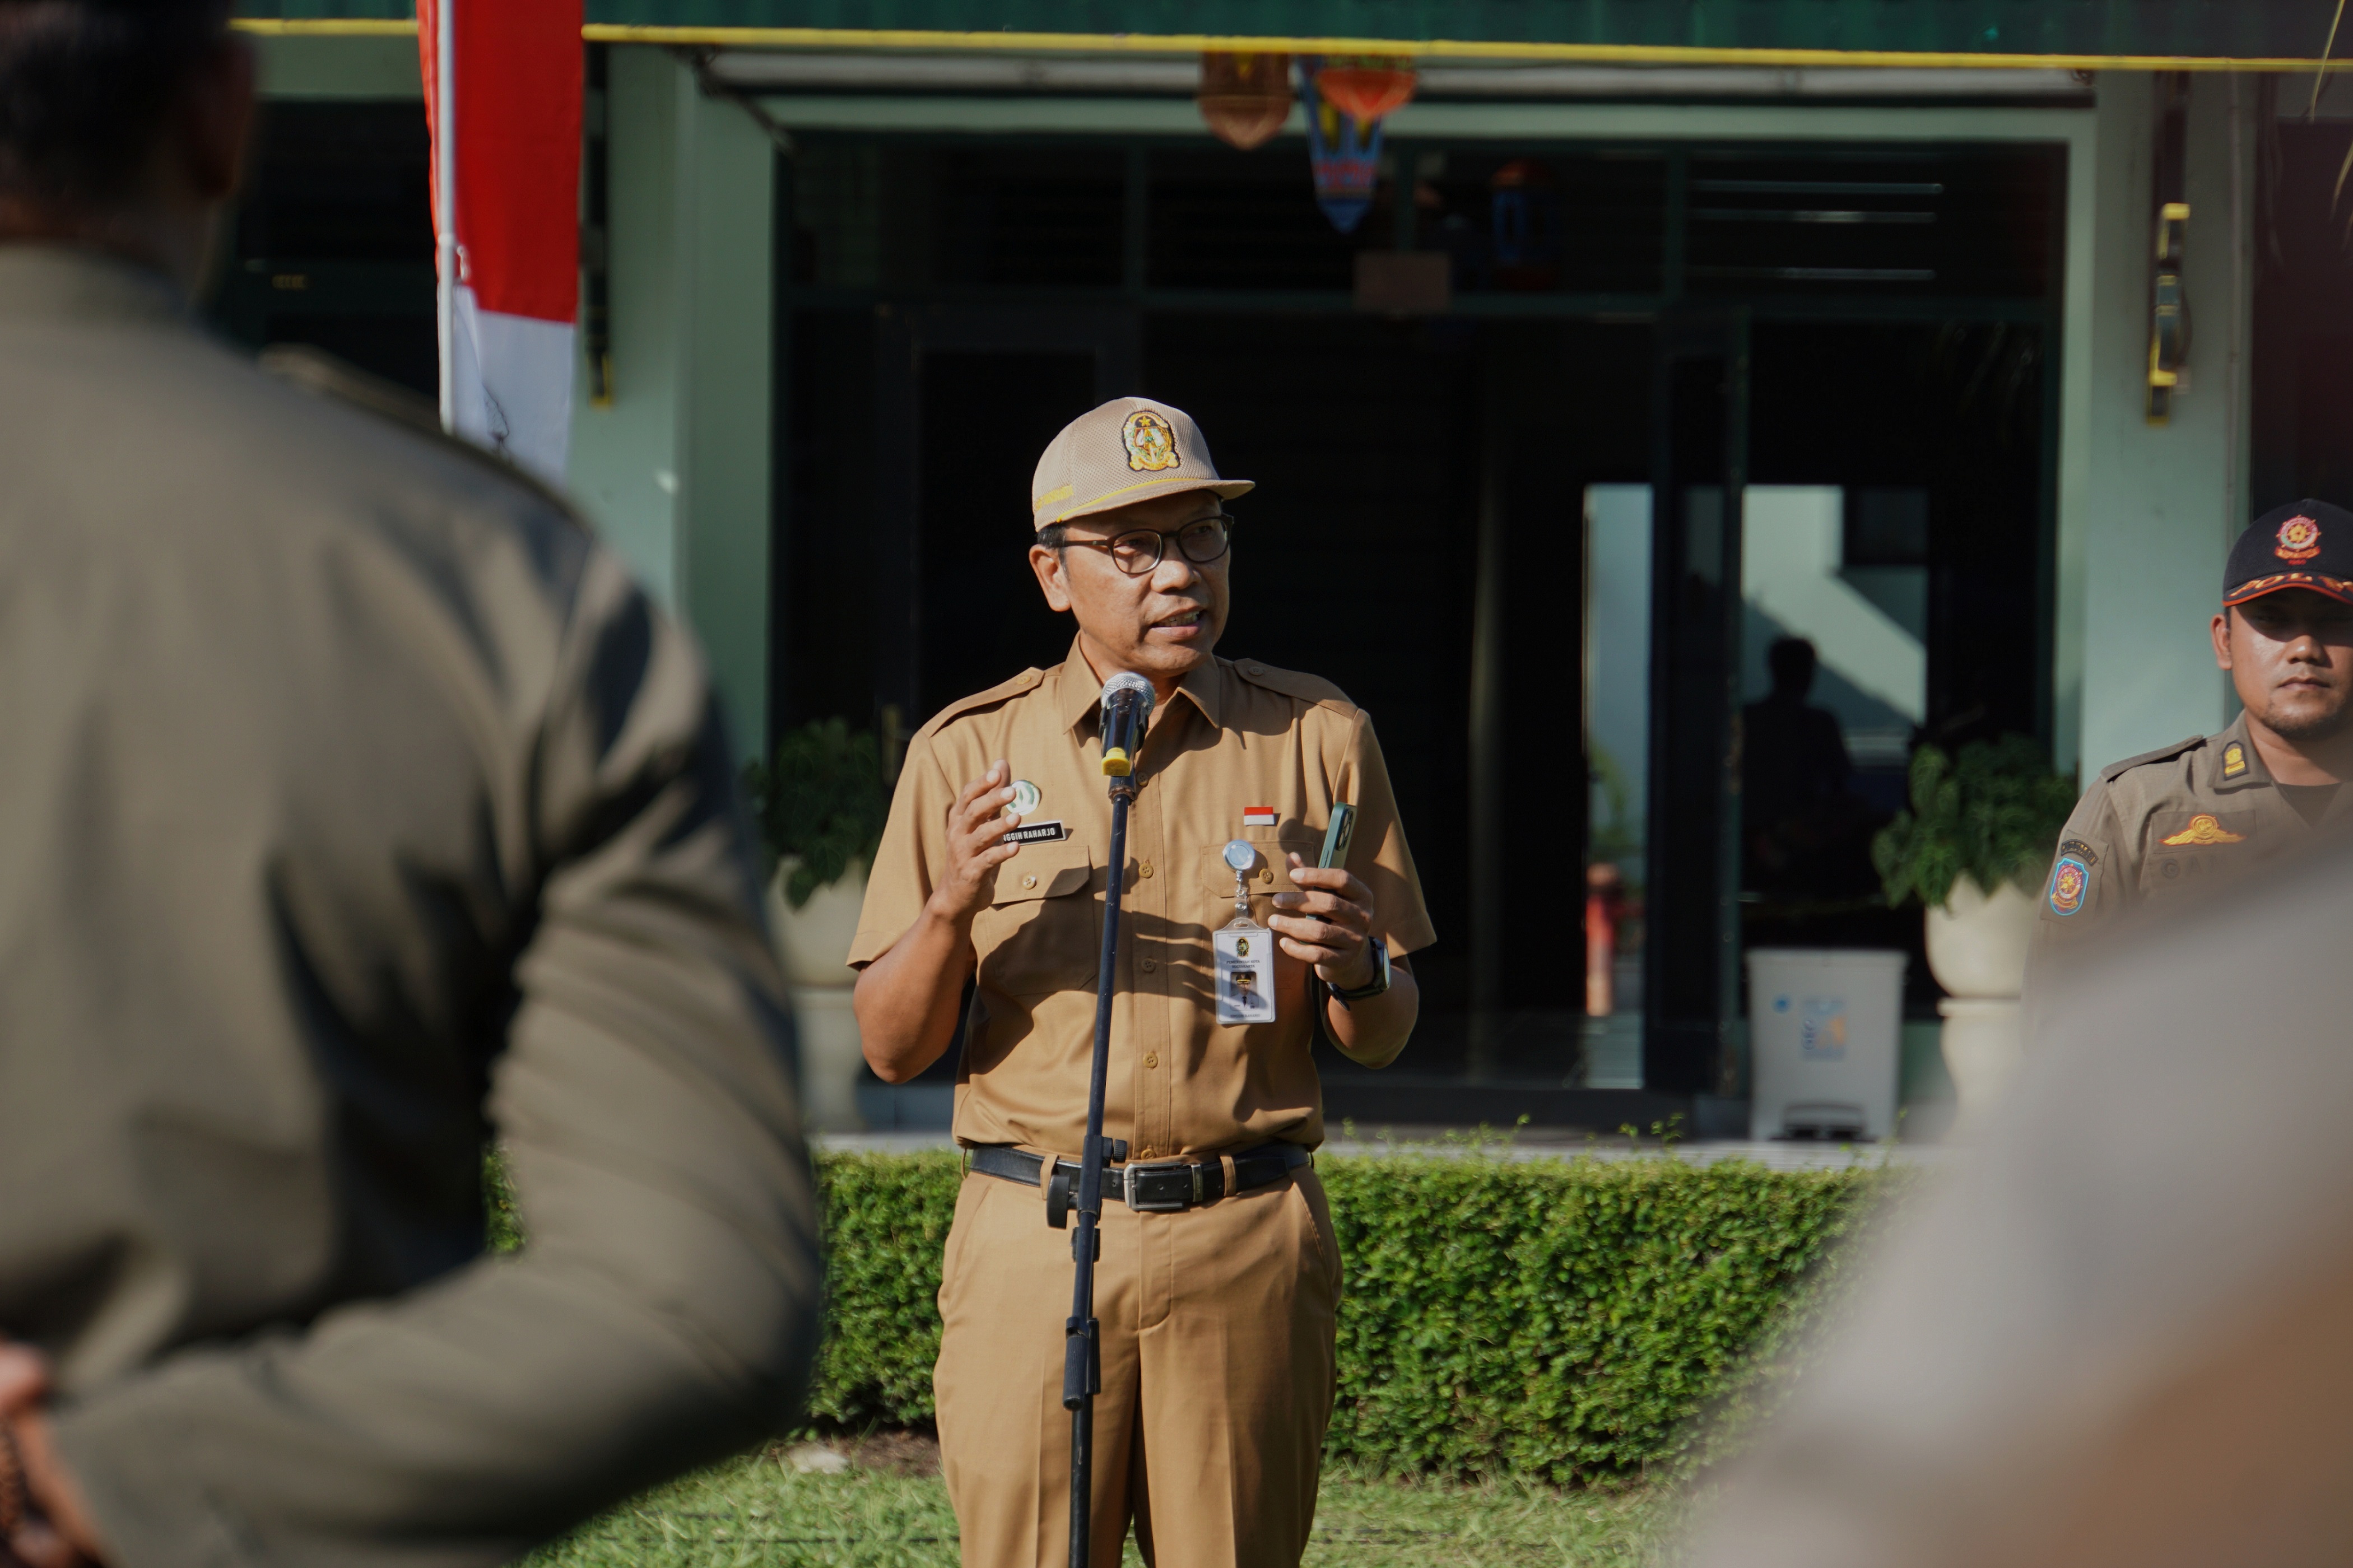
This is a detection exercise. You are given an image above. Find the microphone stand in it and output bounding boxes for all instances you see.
[1064,741,1134,1568]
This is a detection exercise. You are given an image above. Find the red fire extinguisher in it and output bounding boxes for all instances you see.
[1585,863,1621,1018]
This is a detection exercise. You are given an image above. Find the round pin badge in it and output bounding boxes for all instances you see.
[1222,839,1257,873]
[1006,779,1042,819]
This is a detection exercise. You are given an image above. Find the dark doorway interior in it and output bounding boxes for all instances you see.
[1740,320,2049,1026]
[779,133,2061,1113]
[2252,115,2353,514]
[208,100,436,394]
[915,351,1098,719]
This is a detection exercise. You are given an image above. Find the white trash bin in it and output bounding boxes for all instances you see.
[1746,948,1906,1141]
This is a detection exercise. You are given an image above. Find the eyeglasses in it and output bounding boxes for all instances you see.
[1053,514,1234,577]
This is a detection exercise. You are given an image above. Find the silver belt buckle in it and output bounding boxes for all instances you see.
[1121,1158,1202,1212]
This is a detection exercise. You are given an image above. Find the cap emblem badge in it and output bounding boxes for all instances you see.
[2222,743,2248,778]
[2276,513,2323,563]
[2159,813,2245,847]
[2048,854,2089,916]
[1120,409,1180,473]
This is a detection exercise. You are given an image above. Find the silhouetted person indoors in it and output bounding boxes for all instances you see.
[1742,637,1875,900]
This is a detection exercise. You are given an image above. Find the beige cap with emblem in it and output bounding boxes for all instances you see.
[1030,396,1254,530]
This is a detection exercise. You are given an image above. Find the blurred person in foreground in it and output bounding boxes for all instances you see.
[2026,499,2353,981]
[0,4,820,1565]
[1689,832,2353,1567]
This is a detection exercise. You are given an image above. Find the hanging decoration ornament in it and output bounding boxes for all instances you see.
[1314,56,1418,128]
[1299,55,1415,234]
[1197,51,1293,151]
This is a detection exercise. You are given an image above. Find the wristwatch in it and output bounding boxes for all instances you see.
[1328,936,1391,1007]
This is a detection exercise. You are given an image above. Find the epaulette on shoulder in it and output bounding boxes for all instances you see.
[258,344,583,524]
[1230,658,1355,714]
[2098,734,2207,784]
[918,668,1047,738]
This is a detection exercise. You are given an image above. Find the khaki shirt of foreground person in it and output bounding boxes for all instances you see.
[0,247,820,1565]
[850,644,1436,1157]
[1687,837,2353,1568]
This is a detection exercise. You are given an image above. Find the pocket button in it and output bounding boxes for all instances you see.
[1022,874,1038,889]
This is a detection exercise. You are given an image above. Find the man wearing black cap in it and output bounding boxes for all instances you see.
[2028,499,2353,966]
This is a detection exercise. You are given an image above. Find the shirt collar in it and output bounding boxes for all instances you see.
[0,244,187,327]
[1052,639,1224,734]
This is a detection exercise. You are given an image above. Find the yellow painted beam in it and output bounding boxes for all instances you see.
[231,17,2353,72]
[232,18,417,36]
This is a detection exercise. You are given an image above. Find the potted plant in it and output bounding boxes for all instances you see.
[1872,736,2076,1115]
[742,718,892,1130]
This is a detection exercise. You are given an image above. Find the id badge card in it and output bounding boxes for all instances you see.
[1214,922,1277,1026]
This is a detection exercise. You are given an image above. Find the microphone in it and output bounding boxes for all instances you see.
[1098,671,1155,778]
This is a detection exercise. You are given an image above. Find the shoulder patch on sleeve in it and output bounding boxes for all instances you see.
[2046,849,2091,916]
[2098,734,2207,784]
[915,668,1047,739]
[1230,658,1355,713]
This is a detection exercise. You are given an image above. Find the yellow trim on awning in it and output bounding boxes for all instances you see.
[232,18,417,36]
[231,18,2353,72]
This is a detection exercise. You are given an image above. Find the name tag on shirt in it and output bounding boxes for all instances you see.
[1005,820,1069,845]
[1213,923,1276,1026]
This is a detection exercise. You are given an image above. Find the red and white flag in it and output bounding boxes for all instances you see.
[419,0,582,485]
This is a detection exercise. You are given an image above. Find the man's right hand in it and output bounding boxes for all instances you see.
[925,760,1021,928]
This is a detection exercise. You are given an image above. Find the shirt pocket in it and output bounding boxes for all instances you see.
[974,841,1099,998]
[1197,834,1319,931]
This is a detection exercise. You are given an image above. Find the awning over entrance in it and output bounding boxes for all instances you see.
[233,0,2353,71]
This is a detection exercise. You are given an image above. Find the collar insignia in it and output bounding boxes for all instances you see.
[2222,742,2248,778]
[2160,813,2245,847]
[2277,514,2323,563]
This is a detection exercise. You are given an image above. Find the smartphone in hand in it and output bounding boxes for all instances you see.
[1317,803,1356,872]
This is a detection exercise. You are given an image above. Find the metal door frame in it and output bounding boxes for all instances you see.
[1641,309,1751,1097]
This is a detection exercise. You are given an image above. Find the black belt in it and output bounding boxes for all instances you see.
[969,1141,1310,1220]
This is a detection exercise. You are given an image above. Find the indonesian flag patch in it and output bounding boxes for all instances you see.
[1243,806,1278,827]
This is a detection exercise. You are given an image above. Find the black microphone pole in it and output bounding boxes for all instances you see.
[1065,671,1149,1568]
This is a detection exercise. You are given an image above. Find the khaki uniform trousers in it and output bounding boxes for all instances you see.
[934,1159,1342,1568]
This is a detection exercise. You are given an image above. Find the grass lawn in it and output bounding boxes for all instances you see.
[529,1436,1680,1567]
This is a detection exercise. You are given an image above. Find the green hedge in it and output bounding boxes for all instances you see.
[802,1149,1893,1483]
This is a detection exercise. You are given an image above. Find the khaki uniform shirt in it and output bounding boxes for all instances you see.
[0,246,819,1566]
[850,644,1435,1160]
[2027,711,2353,979]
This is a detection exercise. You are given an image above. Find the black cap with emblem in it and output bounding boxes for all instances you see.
[2225,499,2353,608]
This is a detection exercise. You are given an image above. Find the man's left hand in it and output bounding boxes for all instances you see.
[1271,855,1378,990]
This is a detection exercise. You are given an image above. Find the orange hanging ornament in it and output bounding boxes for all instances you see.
[1313,57,1417,129]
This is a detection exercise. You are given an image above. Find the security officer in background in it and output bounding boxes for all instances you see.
[2029,498,2353,974]
[850,398,1436,1568]
[0,4,820,1564]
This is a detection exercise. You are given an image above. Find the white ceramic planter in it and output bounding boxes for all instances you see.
[766,859,869,990]
[766,859,869,1133]
[1923,876,2039,1120]
[1923,876,2037,998]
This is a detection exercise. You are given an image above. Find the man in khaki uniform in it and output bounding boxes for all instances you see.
[850,398,1434,1568]
[2028,498,2353,978]
[0,7,820,1564]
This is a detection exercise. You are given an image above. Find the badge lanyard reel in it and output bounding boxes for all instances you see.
[1062,671,1150,1568]
[1215,840,1276,1026]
